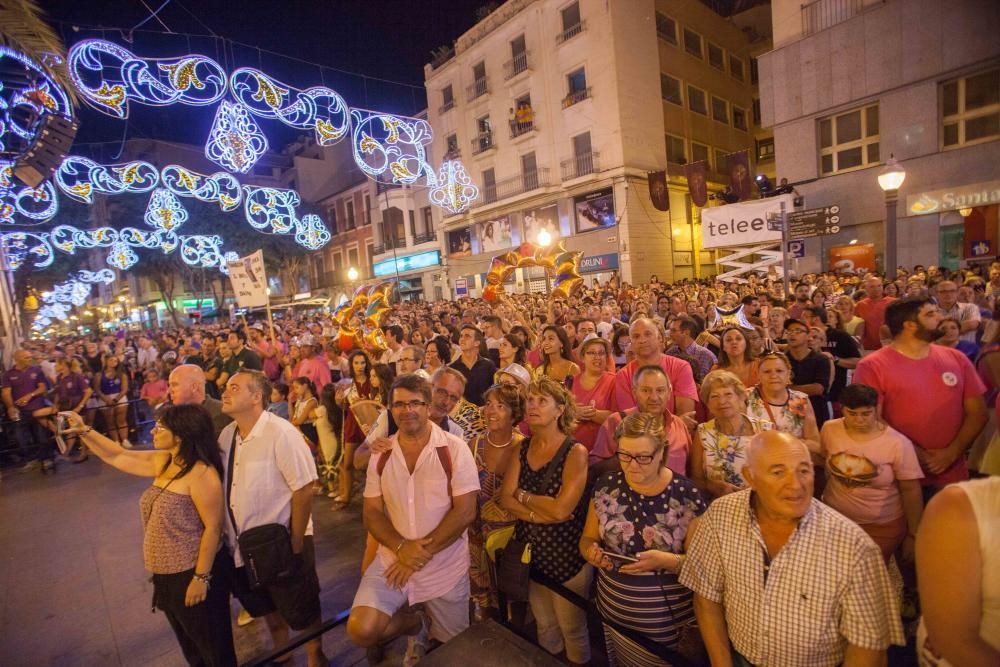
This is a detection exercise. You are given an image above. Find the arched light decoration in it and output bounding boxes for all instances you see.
[294,214,331,250]
[0,161,59,223]
[429,160,480,214]
[55,156,160,203]
[230,68,350,146]
[144,188,188,232]
[160,165,242,211]
[351,109,432,185]
[0,46,74,161]
[31,269,117,333]
[205,100,269,173]
[66,40,227,118]
[243,185,299,232]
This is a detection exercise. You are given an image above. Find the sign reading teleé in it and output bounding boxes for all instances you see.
[699,195,794,249]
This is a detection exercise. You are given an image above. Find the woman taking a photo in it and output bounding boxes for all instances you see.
[60,405,235,666]
[580,413,707,665]
[332,350,375,508]
[468,383,526,620]
[746,352,821,453]
[570,337,616,453]
[500,377,592,666]
[94,355,131,449]
[712,327,760,388]
[533,325,579,383]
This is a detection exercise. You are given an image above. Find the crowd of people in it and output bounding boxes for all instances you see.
[2,262,999,667]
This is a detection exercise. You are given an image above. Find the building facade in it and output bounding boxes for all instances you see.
[760,0,1000,273]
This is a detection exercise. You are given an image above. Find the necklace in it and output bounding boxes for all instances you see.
[765,390,790,407]
[486,431,515,448]
[717,416,746,438]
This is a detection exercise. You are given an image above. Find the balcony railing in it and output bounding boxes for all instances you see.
[412,231,437,244]
[562,87,591,108]
[503,52,530,80]
[439,99,455,115]
[801,0,866,36]
[556,20,586,44]
[471,131,496,155]
[466,77,489,102]
[560,152,599,180]
[480,168,550,205]
[372,237,407,255]
[510,119,536,139]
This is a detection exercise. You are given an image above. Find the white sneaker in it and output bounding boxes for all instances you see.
[121,439,133,450]
[402,610,430,667]
[237,608,254,626]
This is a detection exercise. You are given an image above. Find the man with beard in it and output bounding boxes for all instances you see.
[853,297,987,496]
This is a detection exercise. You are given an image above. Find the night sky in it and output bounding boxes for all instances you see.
[37,0,487,153]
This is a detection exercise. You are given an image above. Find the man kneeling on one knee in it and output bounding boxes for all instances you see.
[347,373,479,664]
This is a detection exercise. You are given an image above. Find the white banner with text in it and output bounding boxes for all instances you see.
[700,195,794,249]
[227,250,269,308]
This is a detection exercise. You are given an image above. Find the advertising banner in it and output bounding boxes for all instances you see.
[700,194,794,249]
[227,250,268,308]
[479,216,512,253]
[574,188,616,232]
[829,243,876,273]
[522,204,559,245]
[447,227,472,257]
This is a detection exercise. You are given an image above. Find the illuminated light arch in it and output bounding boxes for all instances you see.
[0,46,73,159]
[160,165,242,211]
[205,100,269,173]
[429,160,479,215]
[243,185,299,233]
[55,155,159,203]
[230,68,350,146]
[66,40,227,118]
[295,214,331,250]
[0,161,59,224]
[350,109,432,185]
[144,188,189,232]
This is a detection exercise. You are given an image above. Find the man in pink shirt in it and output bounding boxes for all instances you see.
[613,317,697,423]
[854,275,895,351]
[293,343,332,394]
[347,374,479,664]
[249,325,281,382]
[853,297,987,493]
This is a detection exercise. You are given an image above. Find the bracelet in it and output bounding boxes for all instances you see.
[81,427,93,436]
[529,510,536,522]
[192,572,212,584]
[395,539,406,553]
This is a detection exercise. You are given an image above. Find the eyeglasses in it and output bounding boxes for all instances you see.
[398,357,417,363]
[433,387,462,402]
[615,450,658,465]
[583,350,606,358]
[390,400,427,411]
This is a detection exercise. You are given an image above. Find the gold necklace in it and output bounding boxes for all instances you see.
[486,431,515,448]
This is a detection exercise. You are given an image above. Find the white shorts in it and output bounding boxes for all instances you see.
[351,558,470,643]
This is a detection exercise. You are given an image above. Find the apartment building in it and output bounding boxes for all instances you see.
[423,0,766,293]
[760,0,1000,273]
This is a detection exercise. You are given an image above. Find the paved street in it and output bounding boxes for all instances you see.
[0,458,374,666]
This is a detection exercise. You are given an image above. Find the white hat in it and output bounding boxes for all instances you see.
[496,363,531,387]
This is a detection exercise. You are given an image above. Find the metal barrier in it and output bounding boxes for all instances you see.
[242,609,351,667]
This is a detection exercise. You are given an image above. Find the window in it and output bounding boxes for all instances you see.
[346,200,356,229]
[348,247,359,271]
[655,12,677,45]
[714,148,728,172]
[687,85,707,115]
[711,96,729,124]
[729,55,745,82]
[568,68,587,94]
[660,74,682,105]
[942,68,999,148]
[708,43,725,70]
[757,137,775,162]
[573,131,592,158]
[441,85,454,112]
[474,115,493,153]
[732,106,748,131]
[819,104,880,175]
[326,205,338,234]
[666,134,686,164]
[508,35,528,79]
[561,2,581,32]
[470,61,487,99]
[683,28,703,59]
[752,98,761,127]
[482,168,497,203]
[332,251,343,276]
[750,57,759,85]
[512,93,535,136]
[364,194,372,225]
[522,152,538,189]
[421,206,434,235]
[366,243,374,277]
[446,133,458,155]
[408,209,416,237]
[691,142,710,166]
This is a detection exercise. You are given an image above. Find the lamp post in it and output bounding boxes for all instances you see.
[537,229,552,293]
[877,154,906,280]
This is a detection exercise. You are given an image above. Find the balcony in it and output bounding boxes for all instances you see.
[562,87,591,109]
[372,237,407,255]
[561,152,599,180]
[556,20,586,44]
[503,52,530,80]
[510,119,536,139]
[439,99,455,115]
[471,131,496,155]
[412,231,437,244]
[481,168,550,205]
[802,0,866,36]
[376,180,402,194]
[466,77,489,102]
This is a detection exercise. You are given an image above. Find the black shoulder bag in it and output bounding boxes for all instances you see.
[226,429,297,589]
[496,436,575,602]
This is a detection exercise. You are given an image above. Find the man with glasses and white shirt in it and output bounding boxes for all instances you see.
[347,374,479,665]
[398,345,430,380]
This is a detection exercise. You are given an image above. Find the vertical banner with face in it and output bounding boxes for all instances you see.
[684,162,708,208]
[522,204,560,246]
[227,250,269,308]
[447,227,473,257]
[727,150,753,201]
[648,170,669,212]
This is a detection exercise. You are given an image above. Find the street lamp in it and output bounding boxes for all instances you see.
[536,230,552,293]
[347,267,359,282]
[878,154,906,280]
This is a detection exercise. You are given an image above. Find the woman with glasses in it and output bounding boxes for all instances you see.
[59,405,236,666]
[468,383,526,620]
[500,377,592,665]
[580,413,707,666]
[332,350,375,508]
[571,337,617,453]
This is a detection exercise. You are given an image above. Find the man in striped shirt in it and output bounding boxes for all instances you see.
[680,431,903,666]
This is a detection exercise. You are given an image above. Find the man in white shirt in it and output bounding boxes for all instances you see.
[137,337,158,370]
[935,280,980,343]
[219,370,327,667]
[347,374,479,665]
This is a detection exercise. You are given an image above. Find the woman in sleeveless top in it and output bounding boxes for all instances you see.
[314,384,340,496]
[94,355,131,448]
[500,376,592,665]
[916,476,1000,666]
[468,384,525,619]
[333,350,376,507]
[532,325,580,384]
[290,376,320,448]
[60,404,235,666]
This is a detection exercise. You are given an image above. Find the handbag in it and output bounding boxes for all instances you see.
[226,430,297,589]
[496,436,575,602]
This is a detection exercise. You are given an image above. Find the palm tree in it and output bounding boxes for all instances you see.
[0,0,78,105]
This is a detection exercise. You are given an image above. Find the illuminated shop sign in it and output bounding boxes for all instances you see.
[373,250,441,277]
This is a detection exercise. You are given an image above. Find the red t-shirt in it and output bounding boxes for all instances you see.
[613,354,698,413]
[854,296,895,350]
[852,345,986,486]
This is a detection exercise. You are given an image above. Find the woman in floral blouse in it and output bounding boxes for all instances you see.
[580,413,707,666]
[746,352,821,454]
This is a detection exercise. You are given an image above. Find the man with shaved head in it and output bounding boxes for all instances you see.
[168,364,231,437]
[680,431,903,667]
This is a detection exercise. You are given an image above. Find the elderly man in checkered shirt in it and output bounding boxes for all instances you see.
[680,430,904,667]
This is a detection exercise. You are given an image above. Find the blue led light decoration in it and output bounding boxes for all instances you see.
[294,214,331,250]
[243,186,299,233]
[230,68,350,146]
[351,110,432,185]
[205,101,269,173]
[429,160,480,215]
[160,165,242,211]
[55,156,159,203]
[66,40,226,118]
[0,46,74,161]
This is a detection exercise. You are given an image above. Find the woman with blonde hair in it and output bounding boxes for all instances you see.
[746,352,821,453]
[766,306,789,343]
[835,295,865,338]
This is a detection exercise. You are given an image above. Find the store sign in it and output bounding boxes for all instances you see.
[829,244,876,273]
[970,240,992,257]
[373,250,441,277]
[579,253,619,273]
[454,278,468,295]
[906,180,1000,216]
[700,195,794,249]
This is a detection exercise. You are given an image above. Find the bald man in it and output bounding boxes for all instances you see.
[680,431,903,667]
[167,364,232,437]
